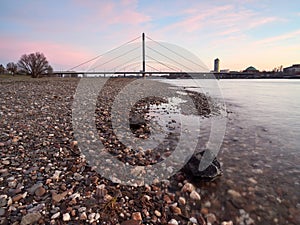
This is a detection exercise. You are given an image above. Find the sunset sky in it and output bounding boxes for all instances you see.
[1,0,299,71]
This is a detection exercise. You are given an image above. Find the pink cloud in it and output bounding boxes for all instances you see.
[249,17,283,28]
[0,37,94,70]
[255,29,300,45]
[75,0,150,26]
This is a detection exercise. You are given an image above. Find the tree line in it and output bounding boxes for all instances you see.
[0,52,53,78]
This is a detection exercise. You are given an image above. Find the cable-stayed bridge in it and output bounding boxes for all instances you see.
[53,33,210,78]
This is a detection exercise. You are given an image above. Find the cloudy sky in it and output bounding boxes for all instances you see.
[0,0,299,71]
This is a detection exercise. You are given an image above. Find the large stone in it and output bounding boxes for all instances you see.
[21,212,42,225]
[184,151,222,179]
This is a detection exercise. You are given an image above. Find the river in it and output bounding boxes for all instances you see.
[162,79,300,225]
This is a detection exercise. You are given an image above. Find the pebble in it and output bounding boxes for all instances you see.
[52,170,61,180]
[190,190,201,200]
[248,178,257,184]
[2,160,10,165]
[51,212,60,219]
[170,205,182,215]
[181,182,195,193]
[206,213,217,225]
[78,207,87,213]
[190,217,197,223]
[0,208,5,216]
[132,212,142,221]
[52,190,68,202]
[168,219,179,225]
[221,221,233,225]
[80,212,87,220]
[20,212,42,225]
[178,196,186,205]
[154,210,161,217]
[0,195,7,207]
[63,213,71,221]
[227,189,241,199]
[88,212,96,222]
[73,172,84,181]
[28,183,43,194]
[13,192,26,202]
[35,186,46,197]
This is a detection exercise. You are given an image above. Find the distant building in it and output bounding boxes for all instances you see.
[244,66,259,73]
[283,64,300,74]
[214,58,220,72]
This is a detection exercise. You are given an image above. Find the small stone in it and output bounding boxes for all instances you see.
[170,205,181,215]
[168,219,179,225]
[0,208,5,216]
[35,186,46,197]
[2,160,10,165]
[201,208,209,215]
[181,182,195,193]
[221,221,233,225]
[28,183,43,194]
[206,213,217,225]
[52,190,68,203]
[88,212,96,222]
[154,210,161,217]
[95,213,100,220]
[190,190,201,200]
[190,217,197,223]
[178,197,186,205]
[63,213,71,221]
[121,220,140,225]
[8,180,17,188]
[73,172,84,181]
[163,195,172,204]
[52,170,61,180]
[95,185,107,197]
[21,212,42,225]
[204,201,211,208]
[143,195,151,201]
[228,189,241,199]
[78,207,86,213]
[70,141,78,149]
[12,193,24,202]
[0,195,7,207]
[248,178,257,184]
[51,212,60,219]
[28,203,45,213]
[80,212,87,220]
[132,212,142,221]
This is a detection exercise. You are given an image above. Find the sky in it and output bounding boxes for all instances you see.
[0,0,300,72]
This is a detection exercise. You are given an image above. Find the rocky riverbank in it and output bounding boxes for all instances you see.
[0,77,231,225]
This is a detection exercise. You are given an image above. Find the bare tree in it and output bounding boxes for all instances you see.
[6,62,18,75]
[18,52,53,78]
[0,64,5,74]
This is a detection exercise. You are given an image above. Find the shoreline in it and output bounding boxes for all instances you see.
[0,77,299,225]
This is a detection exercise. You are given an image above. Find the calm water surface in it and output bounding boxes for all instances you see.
[162,79,300,225]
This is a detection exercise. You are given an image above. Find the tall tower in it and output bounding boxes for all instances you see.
[214,58,220,72]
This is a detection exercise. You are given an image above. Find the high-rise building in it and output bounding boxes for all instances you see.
[214,58,220,72]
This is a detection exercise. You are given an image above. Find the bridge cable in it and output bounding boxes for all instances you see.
[90,46,140,71]
[68,36,140,71]
[147,46,195,72]
[146,36,207,71]
[146,55,178,71]
[114,55,141,71]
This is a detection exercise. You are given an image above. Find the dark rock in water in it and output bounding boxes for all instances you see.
[129,114,146,130]
[184,151,222,180]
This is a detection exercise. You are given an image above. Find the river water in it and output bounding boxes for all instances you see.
[162,79,300,225]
